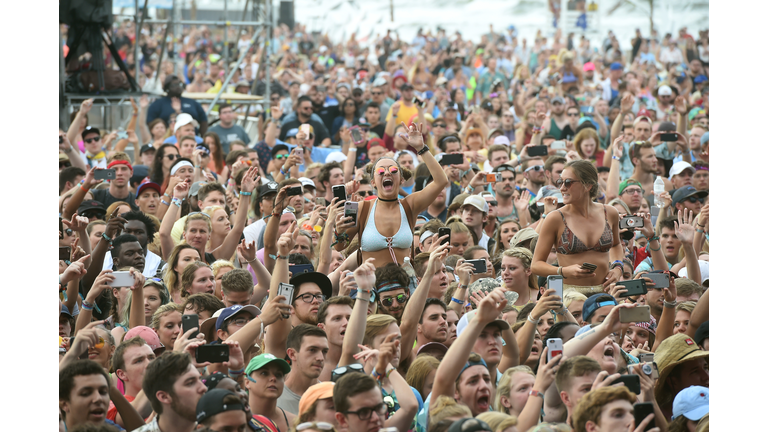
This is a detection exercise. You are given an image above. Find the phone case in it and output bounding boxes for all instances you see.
[108,271,135,287]
[467,259,487,274]
[344,201,358,225]
[332,185,347,202]
[95,169,116,180]
[617,280,647,297]
[438,228,451,246]
[619,305,651,323]
[546,338,563,362]
[277,283,294,305]
[440,154,463,165]
[181,315,199,335]
[547,275,564,299]
[528,145,548,156]
[619,216,644,229]
[645,273,670,289]
[581,263,597,271]
[196,345,229,363]
[633,402,656,431]
[614,374,641,394]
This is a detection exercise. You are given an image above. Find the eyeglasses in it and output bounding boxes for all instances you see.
[165,154,180,161]
[297,293,326,303]
[188,212,212,218]
[376,166,399,176]
[331,363,364,382]
[358,191,375,197]
[344,402,388,421]
[274,154,288,160]
[555,178,581,188]
[524,165,544,173]
[380,293,408,307]
[622,188,644,195]
[297,422,335,432]
[684,196,705,204]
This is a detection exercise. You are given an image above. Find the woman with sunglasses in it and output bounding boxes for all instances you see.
[150,143,181,193]
[335,122,450,266]
[531,160,624,296]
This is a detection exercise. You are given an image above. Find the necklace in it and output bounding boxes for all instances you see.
[378,197,399,202]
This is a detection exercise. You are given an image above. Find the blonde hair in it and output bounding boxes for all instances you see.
[429,395,472,424]
[105,201,132,220]
[405,355,440,400]
[502,247,539,292]
[476,412,517,432]
[151,303,183,330]
[564,291,588,309]
[183,212,212,238]
[164,244,200,297]
[494,366,535,413]
[363,314,397,347]
[211,259,235,277]
[675,300,697,315]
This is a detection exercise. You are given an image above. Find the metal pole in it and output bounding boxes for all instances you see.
[135,0,141,90]
[223,0,229,76]
[60,25,69,130]
[264,0,271,104]
[154,20,172,88]
[143,19,267,25]
[204,32,261,117]
[173,0,182,78]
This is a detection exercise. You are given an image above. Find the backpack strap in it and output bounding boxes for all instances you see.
[356,199,374,266]
[399,198,416,260]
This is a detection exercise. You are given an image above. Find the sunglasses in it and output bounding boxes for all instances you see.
[84,136,101,144]
[274,154,288,160]
[433,123,446,128]
[487,200,498,206]
[524,165,544,173]
[380,293,408,307]
[555,178,582,188]
[93,336,106,350]
[376,166,399,176]
[495,165,516,173]
[371,91,382,95]
[331,363,364,382]
[358,191,375,197]
[165,154,180,161]
[683,196,705,204]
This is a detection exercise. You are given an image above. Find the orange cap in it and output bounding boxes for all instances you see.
[298,382,335,417]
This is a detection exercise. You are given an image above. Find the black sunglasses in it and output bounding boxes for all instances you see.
[165,154,180,161]
[357,191,375,197]
[684,196,705,204]
[380,293,408,307]
[555,178,581,188]
[84,136,101,144]
[331,363,364,382]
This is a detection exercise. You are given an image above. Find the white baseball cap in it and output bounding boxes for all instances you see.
[298,177,316,189]
[669,161,695,178]
[325,152,347,164]
[174,113,199,133]
[461,195,489,213]
[658,85,673,96]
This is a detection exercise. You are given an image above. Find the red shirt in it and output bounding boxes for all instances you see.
[107,394,135,422]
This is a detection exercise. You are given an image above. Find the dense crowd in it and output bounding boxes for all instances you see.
[58,16,710,432]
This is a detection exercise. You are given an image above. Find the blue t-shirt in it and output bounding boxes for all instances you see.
[284,144,341,171]
[146,96,208,125]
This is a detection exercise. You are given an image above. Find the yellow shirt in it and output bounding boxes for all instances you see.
[385,103,419,128]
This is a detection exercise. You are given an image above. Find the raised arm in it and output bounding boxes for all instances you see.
[604,94,633,164]
[339,258,377,367]
[448,258,473,316]
[127,268,146,329]
[675,209,701,285]
[563,303,635,358]
[59,132,87,171]
[212,167,258,260]
[138,95,152,144]
[399,242,450,373]
[384,102,401,138]
[263,188,288,273]
[317,199,342,275]
[159,181,189,261]
[652,280,678,351]
[685,287,708,340]
[264,222,299,357]
[82,209,126,292]
[636,212,667,273]
[402,122,451,215]
[67,99,94,145]
[64,167,101,221]
[516,346,562,432]
[605,135,624,202]
[693,204,708,257]
[378,334,419,432]
[74,271,114,335]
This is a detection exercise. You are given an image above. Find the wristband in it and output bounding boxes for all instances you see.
[82,300,94,311]
[527,314,540,325]
[648,242,661,251]
[612,156,620,161]
[276,255,289,260]
[240,191,252,196]
[161,199,170,206]
[348,147,357,152]
[268,254,278,260]
[228,367,245,377]
[695,228,705,233]
[194,165,202,169]
[246,257,258,263]
[417,146,430,155]
[451,297,465,305]
[648,235,660,243]
[557,266,566,279]
[697,222,706,227]
[163,192,171,197]
[610,260,623,270]
[80,184,90,192]
[457,284,468,290]
[663,300,678,308]
[101,233,113,244]
[386,365,396,378]
[172,198,182,207]
[529,390,545,399]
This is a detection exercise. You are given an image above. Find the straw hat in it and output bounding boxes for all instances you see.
[654,333,709,403]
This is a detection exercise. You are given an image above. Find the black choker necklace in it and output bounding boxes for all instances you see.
[378,197,399,202]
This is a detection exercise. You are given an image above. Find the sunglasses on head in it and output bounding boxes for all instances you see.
[555,178,581,188]
[376,166,399,176]
[165,154,180,161]
[331,363,364,382]
[380,293,408,307]
[188,211,212,218]
[84,136,101,144]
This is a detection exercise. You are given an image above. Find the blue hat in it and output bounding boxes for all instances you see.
[672,386,709,420]
[694,75,708,84]
[286,128,299,138]
[582,294,618,323]
[610,62,623,71]
[700,131,709,145]
[458,355,488,379]
[61,304,73,318]
[215,305,261,333]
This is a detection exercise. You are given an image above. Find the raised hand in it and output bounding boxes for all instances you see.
[375,333,399,374]
[674,208,695,245]
[612,134,626,158]
[620,93,634,115]
[514,189,531,211]
[674,95,687,115]
[454,258,475,286]
[139,94,150,109]
[476,287,509,324]
[173,180,190,200]
[353,257,377,291]
[277,221,298,256]
[259,296,293,326]
[398,121,426,151]
[237,239,257,264]
[80,98,95,115]
[240,166,261,193]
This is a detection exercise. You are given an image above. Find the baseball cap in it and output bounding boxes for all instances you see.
[196,389,244,423]
[201,371,228,391]
[657,121,677,132]
[509,227,538,247]
[136,181,162,198]
[583,62,596,72]
[700,132,709,146]
[678,260,709,286]
[456,308,511,338]
[669,161,695,178]
[551,96,565,105]
[582,295,618,323]
[298,382,335,418]
[671,186,708,207]
[200,309,225,343]
[271,144,289,158]
[131,165,150,185]
[367,137,386,150]
[672,386,709,421]
[214,305,261,337]
[658,85,673,96]
[140,143,156,155]
[447,417,492,432]
[435,76,448,86]
[694,320,709,346]
[610,62,623,71]
[246,353,291,376]
[400,82,414,91]
[637,108,653,119]
[325,152,347,164]
[124,325,166,355]
[78,200,106,217]
[461,195,489,213]
[372,77,388,87]
[174,113,199,133]
[189,181,207,197]
[258,182,279,199]
[536,185,564,204]
[290,272,333,299]
[61,304,73,318]
[493,135,511,147]
[618,179,643,196]
[416,342,449,357]
[298,177,316,190]
[285,128,299,139]
[82,126,101,138]
[481,101,493,111]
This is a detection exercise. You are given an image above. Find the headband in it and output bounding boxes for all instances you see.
[170,161,194,176]
[375,280,403,293]
[459,356,489,378]
[107,160,133,171]
[419,230,436,244]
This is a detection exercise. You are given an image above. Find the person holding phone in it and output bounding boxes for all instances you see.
[335,122,450,265]
[532,160,624,296]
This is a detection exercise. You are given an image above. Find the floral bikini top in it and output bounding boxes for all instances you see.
[556,205,613,255]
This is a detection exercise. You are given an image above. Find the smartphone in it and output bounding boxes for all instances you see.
[633,402,656,431]
[277,282,295,306]
[613,374,641,394]
[195,344,230,363]
[116,130,129,140]
[181,314,199,335]
[485,173,497,183]
[660,132,678,142]
[580,106,595,116]
[547,275,564,299]
[287,186,303,196]
[619,305,651,323]
[349,126,365,145]
[108,271,135,287]
[300,124,311,137]
[344,201,359,226]
[295,146,304,158]
[59,246,72,262]
[288,264,313,275]
[439,153,463,166]
[551,140,566,150]
[638,353,654,363]
[645,272,670,289]
[466,259,487,274]
[94,169,116,180]
[332,185,347,203]
[619,216,644,230]
[580,262,597,272]
[527,145,549,157]
[636,362,659,380]
[315,197,326,206]
[438,227,451,246]
[617,279,647,297]
[546,338,563,363]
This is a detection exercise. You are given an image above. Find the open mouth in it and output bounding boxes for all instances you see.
[604,345,615,359]
[89,408,106,420]
[382,178,394,191]
[530,346,540,355]
[476,394,490,411]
